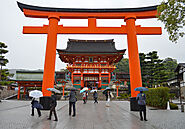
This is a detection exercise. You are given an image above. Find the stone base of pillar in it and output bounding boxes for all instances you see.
[40,96,51,110]
[130,97,139,111]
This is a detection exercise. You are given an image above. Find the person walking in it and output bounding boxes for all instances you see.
[136,91,147,121]
[47,92,58,121]
[31,98,41,117]
[69,90,77,117]
[85,91,88,102]
[93,91,98,103]
[82,91,88,104]
[105,90,111,107]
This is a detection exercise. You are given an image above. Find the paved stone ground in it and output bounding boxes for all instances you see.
[0,100,185,129]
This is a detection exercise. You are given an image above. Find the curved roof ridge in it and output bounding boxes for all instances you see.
[57,39,125,53]
[68,39,114,43]
[17,2,158,13]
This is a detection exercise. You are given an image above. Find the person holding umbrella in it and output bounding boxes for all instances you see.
[135,87,148,121]
[82,91,88,104]
[80,87,88,104]
[69,89,77,117]
[47,92,58,121]
[103,87,111,107]
[31,98,42,117]
[29,90,43,117]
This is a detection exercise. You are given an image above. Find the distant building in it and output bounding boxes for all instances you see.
[8,69,66,82]
[57,39,126,89]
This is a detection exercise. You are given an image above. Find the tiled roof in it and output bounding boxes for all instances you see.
[57,39,126,53]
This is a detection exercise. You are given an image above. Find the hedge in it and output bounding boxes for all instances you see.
[117,93,130,100]
[145,87,169,109]
[170,103,178,110]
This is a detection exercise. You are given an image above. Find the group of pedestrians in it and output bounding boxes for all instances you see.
[31,90,77,120]
[82,90,99,104]
[31,88,148,122]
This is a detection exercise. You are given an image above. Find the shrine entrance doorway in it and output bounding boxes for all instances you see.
[84,75,99,90]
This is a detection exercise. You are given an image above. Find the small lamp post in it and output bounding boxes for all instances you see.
[114,80,121,97]
[60,80,67,97]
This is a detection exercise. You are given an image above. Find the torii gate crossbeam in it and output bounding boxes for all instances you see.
[17,2,162,98]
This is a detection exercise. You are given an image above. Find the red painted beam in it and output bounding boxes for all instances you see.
[23,25,161,35]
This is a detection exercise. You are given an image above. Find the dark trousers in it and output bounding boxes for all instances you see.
[49,106,58,120]
[139,105,146,120]
[69,102,76,116]
[83,98,86,104]
[94,97,98,103]
[31,107,41,117]
[106,95,108,101]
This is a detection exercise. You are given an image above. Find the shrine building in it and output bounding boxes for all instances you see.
[57,39,126,89]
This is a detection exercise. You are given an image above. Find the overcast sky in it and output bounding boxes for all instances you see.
[0,0,185,71]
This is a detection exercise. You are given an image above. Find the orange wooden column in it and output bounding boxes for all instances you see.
[17,85,20,100]
[23,87,26,97]
[99,73,101,88]
[125,16,142,97]
[42,16,60,96]
[71,73,74,85]
[62,85,65,96]
[81,73,84,88]
[116,86,119,97]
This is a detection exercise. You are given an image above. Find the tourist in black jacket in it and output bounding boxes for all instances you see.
[47,92,58,121]
[69,90,77,117]
[93,91,98,103]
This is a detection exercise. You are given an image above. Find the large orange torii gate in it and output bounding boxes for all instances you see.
[17,2,162,97]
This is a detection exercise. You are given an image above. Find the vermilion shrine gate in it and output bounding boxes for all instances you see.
[17,2,162,98]
[57,39,126,89]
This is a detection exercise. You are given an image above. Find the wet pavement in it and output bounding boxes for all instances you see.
[0,100,185,129]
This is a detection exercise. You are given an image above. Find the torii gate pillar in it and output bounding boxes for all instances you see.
[42,16,60,96]
[125,17,142,97]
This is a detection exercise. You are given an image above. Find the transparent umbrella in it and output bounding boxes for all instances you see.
[134,87,148,91]
[90,89,97,93]
[29,90,43,98]
[47,88,61,93]
[82,87,88,91]
[80,89,86,93]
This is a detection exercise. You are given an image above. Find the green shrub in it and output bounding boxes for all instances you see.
[169,93,176,102]
[64,92,69,96]
[145,87,169,109]
[170,103,178,110]
[117,93,129,99]
[117,96,122,99]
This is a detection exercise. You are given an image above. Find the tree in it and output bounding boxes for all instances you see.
[114,58,129,73]
[157,0,185,43]
[139,53,148,87]
[163,57,178,79]
[139,51,168,87]
[0,42,9,84]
